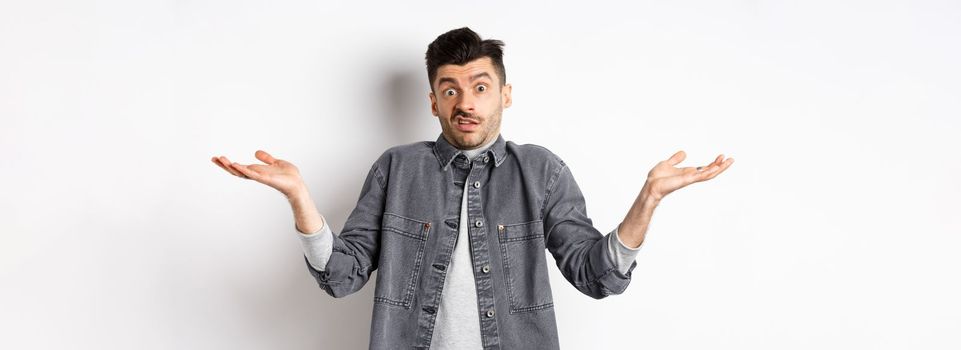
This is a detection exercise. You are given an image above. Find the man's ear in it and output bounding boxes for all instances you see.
[502,83,512,108]
[428,90,439,116]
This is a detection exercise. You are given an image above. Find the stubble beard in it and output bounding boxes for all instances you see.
[446,106,502,150]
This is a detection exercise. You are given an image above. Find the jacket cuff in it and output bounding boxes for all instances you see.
[594,232,638,296]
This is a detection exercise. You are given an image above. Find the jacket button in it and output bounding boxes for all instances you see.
[482,265,490,273]
[483,155,490,163]
[473,181,481,188]
[474,220,483,227]
[486,309,495,318]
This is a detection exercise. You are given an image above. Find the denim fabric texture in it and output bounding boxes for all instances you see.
[304,132,638,349]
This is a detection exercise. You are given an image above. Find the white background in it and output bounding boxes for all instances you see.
[2,0,959,348]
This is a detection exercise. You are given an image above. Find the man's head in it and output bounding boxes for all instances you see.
[426,27,512,150]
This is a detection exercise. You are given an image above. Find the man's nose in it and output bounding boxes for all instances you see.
[456,92,476,112]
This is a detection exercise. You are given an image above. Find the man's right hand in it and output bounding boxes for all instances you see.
[212,150,326,234]
[211,150,307,199]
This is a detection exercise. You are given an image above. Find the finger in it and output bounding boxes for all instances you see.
[694,158,731,181]
[694,154,725,171]
[691,162,723,181]
[702,157,734,181]
[230,162,257,180]
[217,155,235,168]
[666,150,686,166]
[212,157,240,177]
[217,156,245,177]
[255,150,277,165]
[211,157,231,172]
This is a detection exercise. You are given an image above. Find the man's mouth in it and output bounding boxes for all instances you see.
[455,115,479,124]
[455,115,480,132]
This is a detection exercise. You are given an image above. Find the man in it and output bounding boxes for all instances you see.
[212,27,733,349]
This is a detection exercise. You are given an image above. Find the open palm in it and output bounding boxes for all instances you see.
[211,150,305,197]
[645,150,734,201]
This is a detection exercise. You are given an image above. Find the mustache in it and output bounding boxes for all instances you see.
[454,109,477,120]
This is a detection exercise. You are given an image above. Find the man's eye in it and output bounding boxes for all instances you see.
[444,89,457,97]
[477,85,487,92]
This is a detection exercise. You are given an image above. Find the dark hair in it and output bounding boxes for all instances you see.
[425,27,506,91]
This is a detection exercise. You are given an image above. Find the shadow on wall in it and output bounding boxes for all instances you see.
[278,63,428,348]
[383,66,433,141]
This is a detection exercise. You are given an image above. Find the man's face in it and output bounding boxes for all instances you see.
[429,57,512,150]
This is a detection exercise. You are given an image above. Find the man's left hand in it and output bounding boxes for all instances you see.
[644,150,734,202]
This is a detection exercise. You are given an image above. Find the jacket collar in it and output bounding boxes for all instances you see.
[433,132,507,170]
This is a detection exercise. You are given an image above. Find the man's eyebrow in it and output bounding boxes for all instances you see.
[436,72,494,87]
[470,72,493,82]
[437,77,457,87]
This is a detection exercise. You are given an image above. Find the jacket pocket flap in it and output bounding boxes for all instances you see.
[382,212,429,240]
[498,219,544,242]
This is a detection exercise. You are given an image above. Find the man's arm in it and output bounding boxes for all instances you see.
[543,160,637,299]
[214,149,386,298]
[289,186,327,235]
[298,161,387,298]
[288,186,337,273]
[616,190,657,249]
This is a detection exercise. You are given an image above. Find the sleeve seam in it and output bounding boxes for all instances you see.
[539,160,567,221]
[372,164,386,191]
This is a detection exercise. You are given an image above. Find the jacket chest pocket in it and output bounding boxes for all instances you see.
[375,212,431,308]
[497,219,554,313]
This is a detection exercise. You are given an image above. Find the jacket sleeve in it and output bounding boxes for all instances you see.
[304,160,386,298]
[542,159,637,299]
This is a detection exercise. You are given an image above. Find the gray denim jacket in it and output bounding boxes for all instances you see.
[304,132,638,349]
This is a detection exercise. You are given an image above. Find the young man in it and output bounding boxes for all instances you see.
[212,27,733,349]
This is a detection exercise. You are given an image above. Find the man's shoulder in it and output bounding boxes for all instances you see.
[384,139,434,157]
[506,140,566,168]
[367,139,433,168]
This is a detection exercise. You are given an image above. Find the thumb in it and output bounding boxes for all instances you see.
[255,150,278,165]
[667,150,686,166]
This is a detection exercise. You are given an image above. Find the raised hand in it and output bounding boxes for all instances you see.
[644,150,734,202]
[211,150,306,198]
[616,150,734,247]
